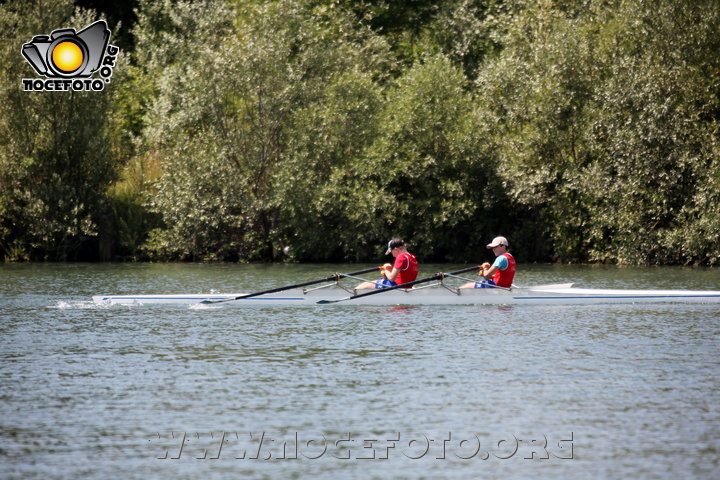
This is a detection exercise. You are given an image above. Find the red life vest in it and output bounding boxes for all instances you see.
[493,253,516,288]
[395,252,419,285]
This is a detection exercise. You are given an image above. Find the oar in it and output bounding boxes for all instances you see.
[201,266,381,304]
[317,265,481,304]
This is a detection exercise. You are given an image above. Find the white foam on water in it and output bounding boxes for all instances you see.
[188,303,223,311]
[49,300,109,310]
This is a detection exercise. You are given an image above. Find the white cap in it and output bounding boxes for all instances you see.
[486,236,509,248]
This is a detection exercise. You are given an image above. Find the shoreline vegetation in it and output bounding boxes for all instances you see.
[1,0,719,266]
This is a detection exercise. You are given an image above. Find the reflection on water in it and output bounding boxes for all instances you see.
[0,263,719,479]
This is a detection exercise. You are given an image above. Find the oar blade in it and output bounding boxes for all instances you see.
[316,299,339,305]
[199,298,230,305]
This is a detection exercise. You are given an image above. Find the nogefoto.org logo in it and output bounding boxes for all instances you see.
[21,20,119,92]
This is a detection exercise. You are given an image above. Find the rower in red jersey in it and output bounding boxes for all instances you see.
[356,238,419,289]
[460,236,516,289]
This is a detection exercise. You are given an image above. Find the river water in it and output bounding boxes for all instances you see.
[1,263,719,479]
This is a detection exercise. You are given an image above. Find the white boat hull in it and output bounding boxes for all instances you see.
[92,284,720,306]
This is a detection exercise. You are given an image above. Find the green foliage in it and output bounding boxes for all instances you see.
[0,0,118,260]
[275,68,386,260]
[424,0,505,78]
[476,0,720,265]
[581,0,720,265]
[138,0,392,261]
[1,0,718,265]
[326,53,501,261]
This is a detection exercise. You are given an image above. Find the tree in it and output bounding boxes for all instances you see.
[326,53,500,261]
[0,0,118,260]
[138,0,391,261]
[475,0,720,265]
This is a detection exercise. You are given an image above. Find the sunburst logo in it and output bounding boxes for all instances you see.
[21,20,119,91]
[52,41,84,73]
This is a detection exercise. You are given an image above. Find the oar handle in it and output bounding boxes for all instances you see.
[317,265,481,304]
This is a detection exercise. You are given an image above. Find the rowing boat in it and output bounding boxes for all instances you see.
[92,283,720,306]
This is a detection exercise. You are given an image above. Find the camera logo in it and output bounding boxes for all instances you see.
[21,20,119,92]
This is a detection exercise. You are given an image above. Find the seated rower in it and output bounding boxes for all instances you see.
[460,236,516,289]
[356,238,419,289]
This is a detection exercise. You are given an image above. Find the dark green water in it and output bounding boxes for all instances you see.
[1,263,719,479]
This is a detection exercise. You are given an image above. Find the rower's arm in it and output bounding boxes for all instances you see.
[386,267,400,282]
[386,255,409,282]
[481,265,499,279]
